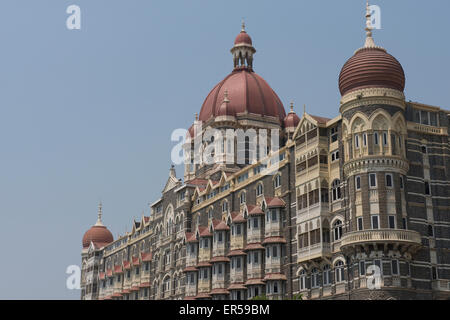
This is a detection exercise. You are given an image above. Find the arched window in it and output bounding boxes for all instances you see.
[239,191,246,204]
[334,261,345,283]
[332,180,341,201]
[323,264,331,286]
[274,174,281,189]
[208,207,213,220]
[256,183,263,196]
[311,268,319,288]
[299,269,307,290]
[222,201,228,213]
[163,277,170,293]
[333,220,343,241]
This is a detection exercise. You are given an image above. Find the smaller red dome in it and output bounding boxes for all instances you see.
[284,106,300,128]
[82,225,113,248]
[234,31,252,45]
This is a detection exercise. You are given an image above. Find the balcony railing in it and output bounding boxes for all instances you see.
[340,229,422,250]
[297,242,331,263]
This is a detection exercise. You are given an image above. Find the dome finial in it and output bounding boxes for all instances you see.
[303,104,306,115]
[195,112,198,121]
[290,100,294,112]
[241,19,245,32]
[364,0,376,48]
[95,201,104,226]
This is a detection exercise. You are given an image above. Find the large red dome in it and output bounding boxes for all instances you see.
[339,47,405,96]
[198,68,286,123]
[82,225,113,248]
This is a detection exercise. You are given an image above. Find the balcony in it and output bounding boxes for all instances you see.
[340,229,422,254]
[297,242,331,263]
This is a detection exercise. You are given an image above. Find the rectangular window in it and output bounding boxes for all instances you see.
[374,260,382,275]
[236,224,241,235]
[400,176,404,189]
[392,260,399,275]
[425,182,431,195]
[253,218,259,229]
[374,132,379,145]
[236,257,241,269]
[383,132,388,145]
[363,133,367,146]
[254,252,259,264]
[355,135,360,148]
[388,215,396,229]
[369,173,377,187]
[371,215,379,229]
[386,174,393,187]
[402,218,407,230]
[218,264,222,275]
[273,246,278,258]
[357,217,363,231]
[271,210,277,222]
[360,261,366,276]
[218,232,223,242]
[355,176,361,190]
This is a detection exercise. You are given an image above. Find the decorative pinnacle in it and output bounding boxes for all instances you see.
[290,101,294,112]
[364,0,376,48]
[303,104,306,115]
[241,19,245,32]
[195,112,198,121]
[95,201,104,226]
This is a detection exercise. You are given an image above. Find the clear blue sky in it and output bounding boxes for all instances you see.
[0,0,448,299]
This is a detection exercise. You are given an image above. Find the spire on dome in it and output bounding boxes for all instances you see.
[95,202,104,226]
[231,21,256,70]
[364,0,376,48]
[356,0,385,53]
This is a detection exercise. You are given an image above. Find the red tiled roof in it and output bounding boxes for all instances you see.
[121,289,130,294]
[132,257,140,266]
[99,272,105,280]
[185,232,198,243]
[139,282,151,288]
[244,243,265,251]
[130,286,140,291]
[141,251,152,262]
[183,266,198,272]
[198,226,212,237]
[231,212,246,223]
[187,179,208,186]
[103,295,113,300]
[123,261,131,270]
[247,205,264,216]
[212,219,230,231]
[228,283,247,290]
[114,265,123,274]
[196,262,212,268]
[112,293,122,297]
[262,236,287,245]
[209,256,230,263]
[245,278,265,286]
[265,197,286,208]
[106,269,113,277]
[196,292,212,299]
[184,296,197,300]
[227,249,246,257]
[310,115,331,124]
[210,288,230,295]
[263,273,287,281]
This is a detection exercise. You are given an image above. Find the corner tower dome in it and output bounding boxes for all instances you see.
[338,1,405,97]
[82,202,114,249]
[198,22,286,123]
